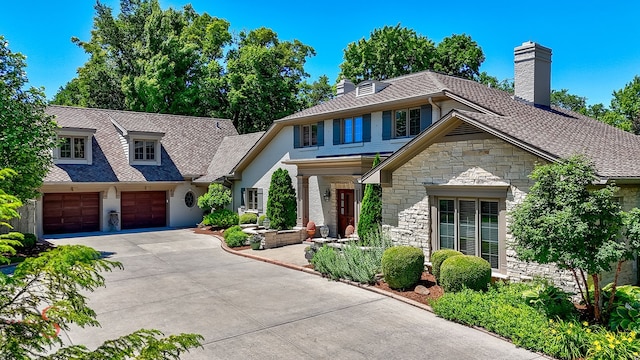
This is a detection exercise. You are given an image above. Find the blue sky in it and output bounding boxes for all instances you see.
[1,0,639,106]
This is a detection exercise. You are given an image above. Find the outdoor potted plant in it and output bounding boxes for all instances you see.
[249,234,262,250]
[306,221,316,239]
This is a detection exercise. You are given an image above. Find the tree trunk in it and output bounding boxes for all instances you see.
[572,267,588,307]
[606,260,624,314]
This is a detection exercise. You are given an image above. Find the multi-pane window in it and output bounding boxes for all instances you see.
[247,188,259,210]
[301,124,317,147]
[394,108,421,138]
[438,198,500,269]
[134,140,156,161]
[342,116,363,143]
[59,136,86,159]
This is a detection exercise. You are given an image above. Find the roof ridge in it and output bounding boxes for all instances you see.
[425,71,449,92]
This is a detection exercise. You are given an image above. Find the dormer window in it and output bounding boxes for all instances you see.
[355,80,389,97]
[134,140,156,161]
[54,128,96,165]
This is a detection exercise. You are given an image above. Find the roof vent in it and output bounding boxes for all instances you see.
[336,78,356,97]
[355,80,389,97]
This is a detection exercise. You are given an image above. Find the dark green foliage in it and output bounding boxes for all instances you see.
[203,209,239,228]
[381,246,424,290]
[602,283,640,331]
[197,183,232,213]
[19,233,37,249]
[224,230,248,248]
[430,249,463,284]
[0,38,58,201]
[266,168,297,230]
[0,244,202,358]
[439,255,491,292]
[239,212,258,224]
[223,225,243,239]
[357,154,381,241]
[521,280,576,319]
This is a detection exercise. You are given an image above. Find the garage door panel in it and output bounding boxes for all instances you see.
[121,191,166,230]
[43,193,100,234]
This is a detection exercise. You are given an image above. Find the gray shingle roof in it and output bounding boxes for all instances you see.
[45,106,238,183]
[280,70,640,179]
[194,131,265,183]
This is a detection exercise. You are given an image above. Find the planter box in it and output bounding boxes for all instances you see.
[262,229,305,249]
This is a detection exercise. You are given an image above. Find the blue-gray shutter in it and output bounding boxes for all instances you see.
[382,111,392,140]
[363,114,371,142]
[257,188,264,212]
[333,119,341,145]
[240,188,246,207]
[317,121,324,146]
[420,104,433,131]
[293,125,300,148]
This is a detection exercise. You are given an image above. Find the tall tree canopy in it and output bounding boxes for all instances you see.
[0,36,58,201]
[339,25,484,83]
[609,75,640,134]
[53,0,232,117]
[225,27,315,133]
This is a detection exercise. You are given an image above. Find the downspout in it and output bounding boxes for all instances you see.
[429,97,441,122]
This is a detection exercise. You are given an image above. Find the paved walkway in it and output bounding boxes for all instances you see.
[50,229,543,359]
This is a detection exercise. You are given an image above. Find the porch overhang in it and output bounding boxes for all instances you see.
[282,155,378,177]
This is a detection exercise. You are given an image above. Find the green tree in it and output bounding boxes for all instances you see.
[477,71,514,93]
[225,28,315,133]
[266,168,297,230]
[339,24,436,83]
[433,34,484,79]
[339,25,485,83]
[197,183,232,213]
[53,0,231,117]
[0,36,58,201]
[609,75,640,134]
[551,89,588,113]
[298,75,334,108]
[0,169,22,258]
[510,155,628,321]
[357,154,382,241]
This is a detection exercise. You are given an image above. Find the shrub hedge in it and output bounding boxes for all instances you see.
[430,249,462,284]
[203,209,239,228]
[381,246,424,290]
[20,233,36,249]
[224,227,248,247]
[223,225,243,239]
[440,255,491,292]
[239,212,258,225]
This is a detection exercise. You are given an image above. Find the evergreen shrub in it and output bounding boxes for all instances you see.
[430,249,463,283]
[381,246,424,290]
[440,255,491,292]
[239,212,258,224]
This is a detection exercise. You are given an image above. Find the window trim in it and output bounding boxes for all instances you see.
[426,185,508,273]
[54,129,95,165]
[393,107,421,138]
[340,116,363,144]
[129,137,162,166]
[300,124,318,148]
[244,187,263,212]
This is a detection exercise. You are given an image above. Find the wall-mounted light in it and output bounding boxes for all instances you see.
[323,188,331,202]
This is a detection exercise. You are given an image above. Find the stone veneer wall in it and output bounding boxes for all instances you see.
[381,136,596,292]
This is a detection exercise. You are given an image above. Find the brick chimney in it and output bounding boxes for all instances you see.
[514,41,552,107]
[336,78,355,97]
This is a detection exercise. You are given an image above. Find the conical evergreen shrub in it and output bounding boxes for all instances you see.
[266,168,297,230]
[357,154,382,242]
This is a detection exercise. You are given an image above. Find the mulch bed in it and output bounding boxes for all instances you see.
[2,240,56,265]
[373,272,443,306]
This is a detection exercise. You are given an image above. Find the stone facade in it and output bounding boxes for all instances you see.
[382,135,598,292]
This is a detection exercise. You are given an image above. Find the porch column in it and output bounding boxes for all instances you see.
[353,177,362,229]
[296,176,309,227]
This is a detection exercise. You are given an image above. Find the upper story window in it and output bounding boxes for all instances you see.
[301,124,317,147]
[54,128,96,165]
[294,122,324,149]
[134,140,156,161]
[394,108,421,138]
[342,116,363,144]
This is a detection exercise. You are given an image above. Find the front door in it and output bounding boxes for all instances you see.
[337,189,355,238]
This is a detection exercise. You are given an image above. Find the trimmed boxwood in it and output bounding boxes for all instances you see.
[225,230,248,247]
[223,225,243,239]
[204,209,239,228]
[440,255,491,293]
[381,246,425,290]
[20,233,37,249]
[239,212,258,224]
[430,249,463,284]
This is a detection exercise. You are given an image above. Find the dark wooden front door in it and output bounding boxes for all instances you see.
[43,193,100,234]
[121,191,166,229]
[337,189,355,238]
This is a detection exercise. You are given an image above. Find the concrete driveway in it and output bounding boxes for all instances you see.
[51,229,543,360]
